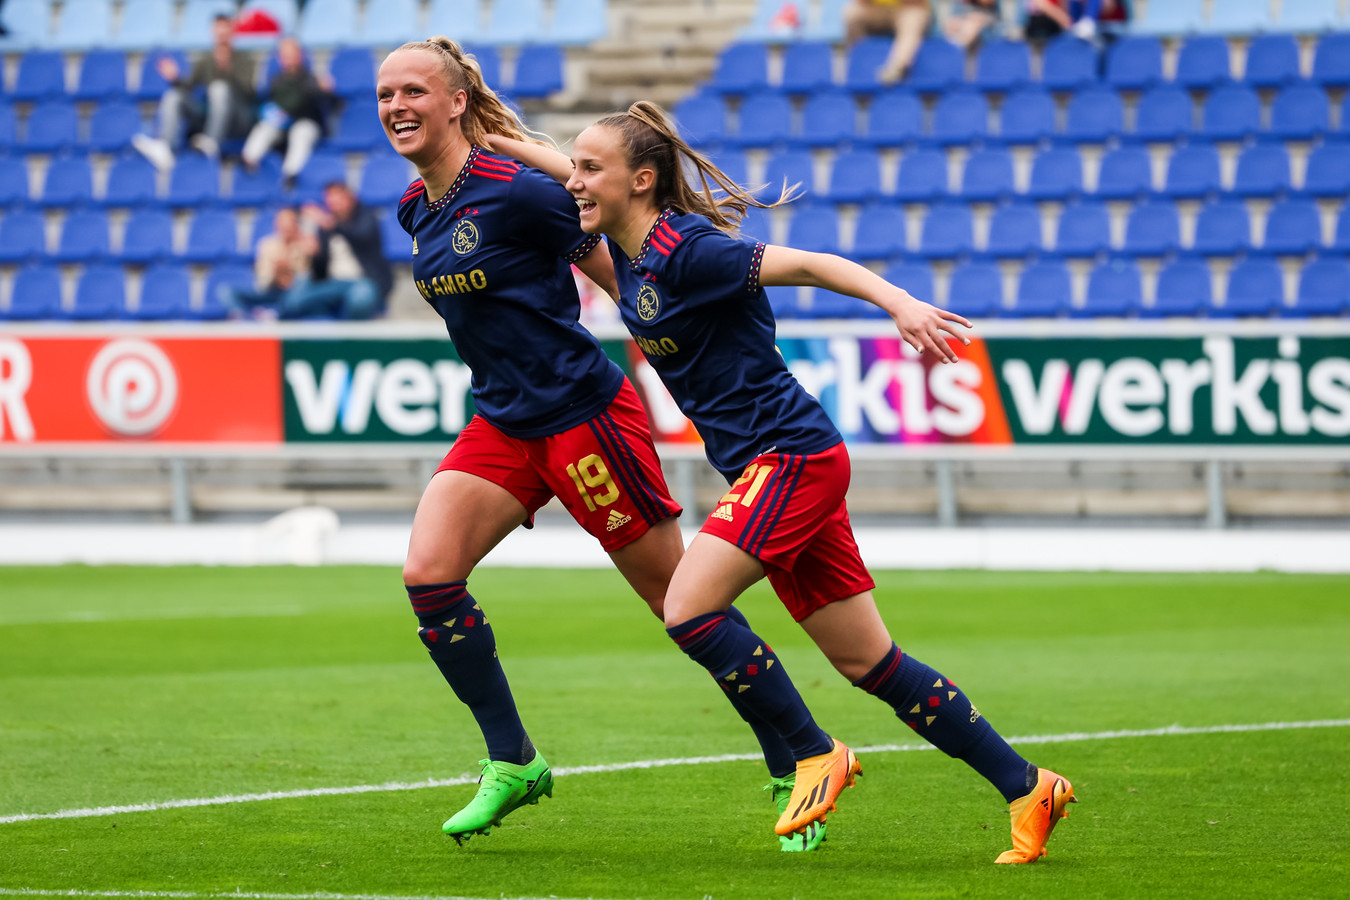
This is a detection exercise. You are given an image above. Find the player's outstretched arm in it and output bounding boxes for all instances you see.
[759,245,973,363]
[482,134,572,184]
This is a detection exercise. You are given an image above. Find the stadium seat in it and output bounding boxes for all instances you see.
[733,90,793,147]
[1200,84,1261,141]
[120,208,176,263]
[997,88,1056,145]
[73,50,129,102]
[0,103,17,149]
[1301,142,1350,197]
[1054,201,1111,257]
[906,38,965,93]
[132,50,186,102]
[674,93,728,147]
[1243,34,1301,87]
[713,43,770,95]
[53,209,110,264]
[1333,205,1350,252]
[946,261,1003,318]
[849,204,907,261]
[6,266,64,320]
[826,148,882,203]
[358,156,414,208]
[1232,142,1292,197]
[328,99,384,153]
[1078,259,1141,317]
[38,155,93,208]
[739,204,774,243]
[1130,0,1204,34]
[360,0,421,46]
[1026,146,1083,201]
[798,89,858,148]
[425,0,484,43]
[296,0,359,46]
[102,154,159,208]
[1261,199,1322,254]
[882,260,935,304]
[893,147,948,201]
[133,264,193,320]
[960,147,1014,202]
[512,45,565,98]
[1132,86,1193,143]
[804,0,849,40]
[1205,0,1273,34]
[12,51,66,102]
[378,214,413,264]
[1191,199,1252,254]
[931,89,989,146]
[765,285,805,319]
[21,100,79,155]
[1164,142,1222,198]
[0,210,48,263]
[1063,87,1124,143]
[167,154,221,209]
[918,203,974,259]
[548,0,609,43]
[1268,83,1329,140]
[986,202,1042,257]
[974,39,1031,92]
[1175,35,1231,89]
[484,0,544,43]
[1311,33,1350,87]
[71,264,128,320]
[114,0,174,47]
[806,288,881,319]
[1217,256,1283,317]
[762,148,815,198]
[292,149,347,202]
[328,47,376,100]
[1040,35,1098,91]
[864,89,923,146]
[181,209,241,263]
[1105,37,1164,90]
[86,101,143,154]
[0,155,29,207]
[1146,258,1213,317]
[0,0,52,49]
[1290,258,1350,317]
[705,147,749,186]
[1275,0,1340,31]
[52,0,112,49]
[843,36,893,94]
[1122,200,1181,255]
[176,0,240,49]
[1011,260,1071,317]
[780,42,835,95]
[198,262,252,320]
[1095,144,1153,200]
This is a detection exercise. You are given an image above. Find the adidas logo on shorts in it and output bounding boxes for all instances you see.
[606,509,633,531]
[711,503,736,522]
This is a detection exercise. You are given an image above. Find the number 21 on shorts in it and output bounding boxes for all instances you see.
[719,461,775,508]
[565,453,620,512]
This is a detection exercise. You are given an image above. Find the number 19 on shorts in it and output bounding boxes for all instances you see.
[565,454,620,512]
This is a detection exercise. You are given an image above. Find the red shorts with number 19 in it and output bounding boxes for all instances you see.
[437,378,682,552]
[700,441,875,622]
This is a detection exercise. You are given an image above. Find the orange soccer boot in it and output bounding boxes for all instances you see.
[773,739,862,836]
[994,767,1077,864]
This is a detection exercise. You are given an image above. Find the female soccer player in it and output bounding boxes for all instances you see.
[376,39,830,850]
[488,103,1077,863]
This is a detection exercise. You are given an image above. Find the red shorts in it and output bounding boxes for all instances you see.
[438,378,681,552]
[699,442,875,622]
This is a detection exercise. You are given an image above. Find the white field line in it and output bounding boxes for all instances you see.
[2,717,1347,827]
[0,892,585,900]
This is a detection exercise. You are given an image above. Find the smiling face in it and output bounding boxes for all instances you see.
[567,125,656,240]
[376,49,466,169]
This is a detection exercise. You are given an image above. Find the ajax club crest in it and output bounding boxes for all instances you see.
[636,283,661,321]
[451,218,481,256]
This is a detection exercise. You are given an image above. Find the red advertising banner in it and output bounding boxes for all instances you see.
[0,336,283,444]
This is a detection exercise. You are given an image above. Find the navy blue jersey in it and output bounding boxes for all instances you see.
[609,209,842,480]
[397,146,623,438]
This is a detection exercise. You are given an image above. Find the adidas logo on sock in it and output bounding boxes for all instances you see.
[711,503,736,522]
[606,509,633,531]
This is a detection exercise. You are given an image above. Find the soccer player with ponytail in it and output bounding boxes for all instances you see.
[488,102,1076,863]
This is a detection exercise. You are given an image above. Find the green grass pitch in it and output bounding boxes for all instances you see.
[2,565,1348,899]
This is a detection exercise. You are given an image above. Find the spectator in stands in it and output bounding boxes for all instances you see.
[241,36,336,191]
[221,206,316,320]
[1024,0,1125,40]
[844,0,930,84]
[943,0,1001,49]
[280,182,391,319]
[132,14,257,171]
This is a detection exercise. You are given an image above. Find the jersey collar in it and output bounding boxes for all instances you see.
[629,208,676,271]
[425,145,480,213]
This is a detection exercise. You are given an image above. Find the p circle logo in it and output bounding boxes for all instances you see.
[86,339,179,437]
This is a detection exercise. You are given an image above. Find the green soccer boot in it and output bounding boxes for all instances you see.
[766,773,827,852]
[442,754,554,844]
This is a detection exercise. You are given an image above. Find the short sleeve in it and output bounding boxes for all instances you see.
[663,229,762,306]
[508,167,601,264]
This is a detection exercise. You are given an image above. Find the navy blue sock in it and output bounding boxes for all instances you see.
[408,581,531,766]
[722,605,797,778]
[668,611,833,762]
[855,644,1030,803]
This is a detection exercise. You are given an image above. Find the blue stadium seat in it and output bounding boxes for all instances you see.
[946,261,1003,318]
[798,89,857,148]
[167,155,221,208]
[86,101,143,154]
[826,148,882,203]
[292,149,347,202]
[1123,200,1181,255]
[1334,205,1350,251]
[0,103,17,149]
[1301,142,1350,197]
[328,47,375,100]
[176,0,241,50]
[328,99,384,153]
[780,42,835,95]
[6,266,64,320]
[1205,0,1273,34]
[1040,35,1098,91]
[0,210,48,263]
[54,209,111,263]
[0,155,29,206]
[1164,142,1222,198]
[358,157,414,208]
[296,0,359,46]
[379,213,413,264]
[986,202,1042,257]
[1011,260,1071,317]
[425,0,484,44]
[1078,259,1141,317]
[361,0,420,46]
[466,46,501,90]
[850,204,907,261]
[1311,33,1350,87]
[705,147,748,186]
[960,147,1014,202]
[906,38,966,93]
[739,204,774,243]
[893,147,948,201]
[1244,34,1301,87]
[1232,142,1291,197]
[549,0,609,44]
[674,93,728,147]
[918,203,973,259]
[39,155,93,208]
[52,0,112,49]
[1191,199,1251,254]
[1175,35,1231,88]
[1290,258,1350,317]
[1145,258,1211,317]
[512,45,565,98]
[1268,83,1329,140]
[12,51,66,102]
[997,88,1055,145]
[71,264,128,320]
[765,286,805,319]
[974,39,1031,92]
[805,0,850,40]
[1218,256,1283,317]
[484,0,544,43]
[843,36,893,94]
[1130,0,1204,34]
[864,89,923,146]
[1054,201,1111,257]
[1275,0,1340,31]
[182,209,240,263]
[73,50,129,102]
[114,0,174,48]
[1063,87,1124,143]
[0,0,52,49]
[762,148,815,197]
[733,90,793,148]
[133,264,193,320]
[1105,36,1163,90]
[1095,144,1153,199]
[120,208,176,263]
[1026,146,1083,201]
[102,154,158,208]
[883,260,935,304]
[21,100,79,155]
[930,89,989,146]
[1132,86,1193,143]
[199,262,253,319]
[806,288,882,319]
[1200,84,1261,141]
[1261,199,1322,254]
[132,50,186,102]
[713,43,770,95]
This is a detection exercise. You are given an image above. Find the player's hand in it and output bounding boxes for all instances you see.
[890,294,973,364]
